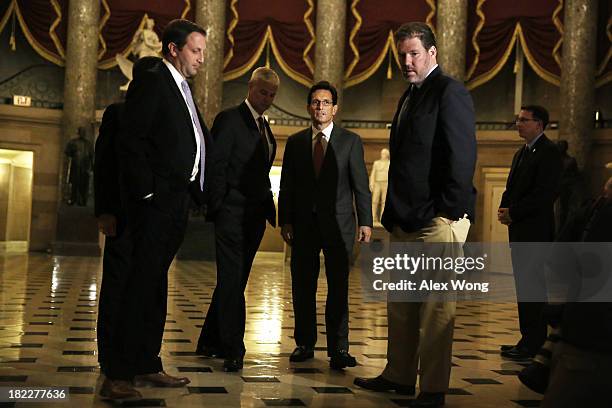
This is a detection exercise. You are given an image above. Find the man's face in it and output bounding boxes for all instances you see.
[397,36,437,85]
[516,110,543,143]
[307,89,338,128]
[247,79,278,115]
[169,32,206,79]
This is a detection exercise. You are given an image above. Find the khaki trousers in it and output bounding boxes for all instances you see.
[382,216,470,393]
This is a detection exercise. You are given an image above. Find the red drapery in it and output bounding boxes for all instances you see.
[0,0,609,88]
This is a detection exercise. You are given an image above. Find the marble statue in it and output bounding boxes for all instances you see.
[369,148,390,226]
[116,16,162,91]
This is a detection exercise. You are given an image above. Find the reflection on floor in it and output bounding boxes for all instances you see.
[0,253,542,407]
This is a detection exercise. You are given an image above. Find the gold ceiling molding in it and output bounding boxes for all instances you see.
[344,0,361,80]
[466,0,486,81]
[345,30,395,88]
[49,0,64,58]
[223,26,269,81]
[552,0,563,68]
[268,26,312,87]
[13,0,64,65]
[97,0,111,60]
[223,0,238,69]
[181,0,191,19]
[302,0,315,75]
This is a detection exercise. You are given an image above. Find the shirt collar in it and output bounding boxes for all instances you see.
[312,122,333,141]
[527,132,544,149]
[163,59,185,90]
[415,64,438,88]
[245,98,264,122]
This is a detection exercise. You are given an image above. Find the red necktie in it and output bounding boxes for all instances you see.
[313,132,324,177]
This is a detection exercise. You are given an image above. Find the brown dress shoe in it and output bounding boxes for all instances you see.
[99,378,142,400]
[134,371,191,387]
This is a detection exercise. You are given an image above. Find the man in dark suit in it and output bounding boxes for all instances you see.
[278,81,372,370]
[101,19,211,400]
[354,23,476,407]
[196,67,279,372]
[95,56,161,383]
[498,105,562,360]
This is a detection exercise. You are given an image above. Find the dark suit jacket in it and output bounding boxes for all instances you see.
[207,102,276,225]
[119,62,212,207]
[500,134,562,242]
[94,102,123,218]
[382,67,477,233]
[278,124,372,246]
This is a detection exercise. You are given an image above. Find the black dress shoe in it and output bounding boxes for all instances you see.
[500,344,515,352]
[289,346,314,362]
[353,375,415,395]
[223,358,243,372]
[196,344,225,359]
[501,346,534,360]
[407,392,445,407]
[329,350,357,370]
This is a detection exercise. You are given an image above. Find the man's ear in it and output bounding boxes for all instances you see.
[332,105,339,116]
[429,46,437,57]
[168,42,178,58]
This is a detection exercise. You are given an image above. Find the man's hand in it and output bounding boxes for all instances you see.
[97,214,117,237]
[497,208,512,225]
[281,224,293,246]
[358,226,372,242]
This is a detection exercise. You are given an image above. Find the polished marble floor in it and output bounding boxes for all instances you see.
[0,252,543,407]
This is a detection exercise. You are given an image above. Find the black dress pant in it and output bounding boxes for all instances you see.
[197,202,266,359]
[105,191,190,380]
[290,213,353,355]
[511,245,548,354]
[97,217,131,374]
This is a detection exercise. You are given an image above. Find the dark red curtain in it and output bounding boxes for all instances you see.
[344,0,434,87]
[0,0,609,88]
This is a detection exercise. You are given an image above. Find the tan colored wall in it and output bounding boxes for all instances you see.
[271,124,612,242]
[7,166,33,241]
[0,105,62,251]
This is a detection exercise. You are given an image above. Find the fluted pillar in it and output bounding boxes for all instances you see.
[436,0,468,81]
[194,0,226,126]
[61,0,100,146]
[559,0,598,169]
[314,0,347,116]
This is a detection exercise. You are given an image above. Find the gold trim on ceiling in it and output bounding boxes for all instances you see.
[223,0,238,69]
[552,0,563,69]
[49,0,64,58]
[425,0,436,35]
[466,23,518,90]
[223,26,269,81]
[98,0,110,60]
[466,0,486,81]
[0,0,15,35]
[268,27,312,87]
[181,0,191,19]
[345,30,395,88]
[98,13,148,70]
[344,0,361,79]
[302,0,315,75]
[516,23,560,86]
[595,69,611,87]
[596,14,611,77]
[14,1,64,65]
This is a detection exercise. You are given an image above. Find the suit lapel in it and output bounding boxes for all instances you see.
[159,63,194,142]
[238,102,272,164]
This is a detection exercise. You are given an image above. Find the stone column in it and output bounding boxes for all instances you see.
[436,0,468,81]
[55,0,100,256]
[62,0,100,146]
[194,0,226,126]
[559,0,598,170]
[314,0,347,118]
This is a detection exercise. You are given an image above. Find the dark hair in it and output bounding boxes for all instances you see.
[521,105,549,128]
[162,19,206,57]
[307,81,338,105]
[394,22,436,50]
[132,56,161,80]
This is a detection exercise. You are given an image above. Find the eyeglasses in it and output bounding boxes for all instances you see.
[515,117,540,124]
[310,99,333,107]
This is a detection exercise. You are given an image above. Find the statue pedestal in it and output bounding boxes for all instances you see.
[52,204,100,256]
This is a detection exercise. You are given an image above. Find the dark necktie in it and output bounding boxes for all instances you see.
[181,80,205,189]
[257,116,270,162]
[517,145,531,168]
[396,84,415,133]
[313,132,325,177]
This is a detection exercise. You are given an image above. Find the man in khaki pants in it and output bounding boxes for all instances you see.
[354,22,476,408]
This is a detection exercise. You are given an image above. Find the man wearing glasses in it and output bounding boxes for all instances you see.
[278,81,372,370]
[498,105,562,360]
